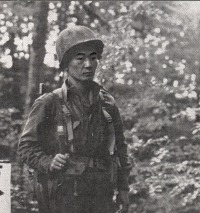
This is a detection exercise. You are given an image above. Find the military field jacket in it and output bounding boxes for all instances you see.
[18,80,131,191]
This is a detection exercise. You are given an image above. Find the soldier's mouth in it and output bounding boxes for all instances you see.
[83,72,94,76]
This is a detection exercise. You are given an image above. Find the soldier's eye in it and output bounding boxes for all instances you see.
[77,57,84,61]
[91,55,97,60]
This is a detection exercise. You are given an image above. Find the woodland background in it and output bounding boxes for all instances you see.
[1,1,200,212]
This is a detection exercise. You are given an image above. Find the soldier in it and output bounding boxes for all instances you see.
[18,25,131,213]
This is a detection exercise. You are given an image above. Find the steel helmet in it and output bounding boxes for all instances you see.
[56,25,104,69]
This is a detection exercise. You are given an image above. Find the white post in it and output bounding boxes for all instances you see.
[0,162,11,213]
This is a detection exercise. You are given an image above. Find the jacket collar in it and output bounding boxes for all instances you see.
[61,79,102,105]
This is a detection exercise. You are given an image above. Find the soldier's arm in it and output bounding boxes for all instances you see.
[112,105,132,191]
[18,96,53,174]
[101,89,131,191]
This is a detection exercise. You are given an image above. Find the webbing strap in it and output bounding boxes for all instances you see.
[53,88,74,150]
[62,105,73,143]
[102,107,115,155]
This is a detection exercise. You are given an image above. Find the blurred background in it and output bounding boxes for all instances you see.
[1,1,200,212]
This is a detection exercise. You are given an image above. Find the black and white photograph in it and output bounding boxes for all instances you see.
[0,1,200,213]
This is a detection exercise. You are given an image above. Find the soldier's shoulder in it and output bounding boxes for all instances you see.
[35,92,55,106]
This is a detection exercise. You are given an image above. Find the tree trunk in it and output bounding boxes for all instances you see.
[25,2,49,115]
[8,32,22,110]
[57,2,70,32]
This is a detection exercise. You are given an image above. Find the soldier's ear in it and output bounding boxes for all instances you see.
[97,54,102,60]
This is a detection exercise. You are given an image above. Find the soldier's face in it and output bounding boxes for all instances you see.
[67,45,98,82]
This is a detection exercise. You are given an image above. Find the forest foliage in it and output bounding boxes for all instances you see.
[1,1,200,212]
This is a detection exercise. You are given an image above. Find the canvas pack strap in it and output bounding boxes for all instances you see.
[62,105,74,152]
[53,88,74,152]
[99,91,116,155]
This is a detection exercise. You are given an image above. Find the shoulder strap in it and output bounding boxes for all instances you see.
[53,88,74,152]
[99,90,116,155]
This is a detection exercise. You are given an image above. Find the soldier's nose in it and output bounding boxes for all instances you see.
[84,58,92,67]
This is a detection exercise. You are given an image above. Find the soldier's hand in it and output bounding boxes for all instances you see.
[49,153,70,172]
[117,191,129,213]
